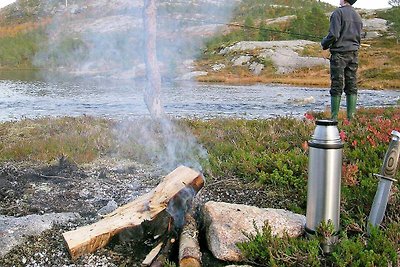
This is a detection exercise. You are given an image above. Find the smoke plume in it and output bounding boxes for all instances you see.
[34,0,238,172]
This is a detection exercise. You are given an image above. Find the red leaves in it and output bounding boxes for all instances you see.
[342,163,359,186]
[340,130,347,141]
[304,113,315,121]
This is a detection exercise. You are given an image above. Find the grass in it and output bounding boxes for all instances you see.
[0,116,113,163]
[0,107,399,265]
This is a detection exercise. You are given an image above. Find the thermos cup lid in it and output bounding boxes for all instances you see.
[315,120,338,126]
[392,130,400,139]
[308,119,344,149]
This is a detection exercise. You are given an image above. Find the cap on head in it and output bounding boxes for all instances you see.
[347,0,357,5]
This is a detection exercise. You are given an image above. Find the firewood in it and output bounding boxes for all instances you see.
[143,217,174,266]
[62,166,204,260]
[179,214,202,267]
[142,242,163,266]
[150,235,177,267]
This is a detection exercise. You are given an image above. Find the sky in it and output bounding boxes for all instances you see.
[0,0,393,10]
[0,0,14,9]
[321,0,391,9]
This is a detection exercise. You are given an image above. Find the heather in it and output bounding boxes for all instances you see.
[0,106,399,265]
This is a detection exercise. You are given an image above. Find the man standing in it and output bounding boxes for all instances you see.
[321,0,363,120]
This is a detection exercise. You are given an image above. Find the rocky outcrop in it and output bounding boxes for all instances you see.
[220,40,329,74]
[362,18,388,39]
[202,201,306,262]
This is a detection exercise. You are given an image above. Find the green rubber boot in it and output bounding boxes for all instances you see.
[346,94,357,120]
[331,95,341,121]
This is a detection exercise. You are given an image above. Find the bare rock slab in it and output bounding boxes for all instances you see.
[0,213,80,257]
[202,201,305,262]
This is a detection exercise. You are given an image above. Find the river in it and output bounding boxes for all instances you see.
[0,77,399,121]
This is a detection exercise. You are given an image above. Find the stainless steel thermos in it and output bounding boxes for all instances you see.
[306,120,344,252]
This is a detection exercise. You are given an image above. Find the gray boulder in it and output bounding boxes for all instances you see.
[202,201,306,262]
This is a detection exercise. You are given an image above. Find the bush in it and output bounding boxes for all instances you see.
[237,222,322,266]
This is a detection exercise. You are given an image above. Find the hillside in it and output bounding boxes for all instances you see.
[195,0,400,89]
[0,0,399,89]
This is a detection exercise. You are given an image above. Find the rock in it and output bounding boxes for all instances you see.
[264,15,296,25]
[220,40,316,55]
[220,41,329,74]
[286,96,316,105]
[212,63,226,71]
[363,31,382,39]
[249,62,264,75]
[259,48,328,74]
[202,201,306,262]
[362,18,388,32]
[0,213,80,257]
[178,71,208,81]
[232,55,252,66]
[97,199,118,215]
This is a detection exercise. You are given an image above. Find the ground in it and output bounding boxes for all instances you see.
[0,157,275,266]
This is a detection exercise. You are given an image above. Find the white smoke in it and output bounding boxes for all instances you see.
[34,0,238,172]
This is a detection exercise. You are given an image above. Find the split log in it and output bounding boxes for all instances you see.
[179,213,202,267]
[142,242,163,266]
[63,166,204,260]
[150,235,177,267]
[143,218,176,267]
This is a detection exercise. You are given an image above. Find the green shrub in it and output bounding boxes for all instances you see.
[238,223,322,267]
[0,28,46,68]
[330,226,398,267]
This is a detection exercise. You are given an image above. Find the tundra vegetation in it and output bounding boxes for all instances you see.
[0,107,399,265]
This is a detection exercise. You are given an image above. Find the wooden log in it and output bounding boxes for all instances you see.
[62,166,204,260]
[179,213,202,267]
[142,242,163,266]
[150,235,177,267]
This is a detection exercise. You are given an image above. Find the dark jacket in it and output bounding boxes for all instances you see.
[321,5,363,52]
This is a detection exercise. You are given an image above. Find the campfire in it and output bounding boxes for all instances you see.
[63,166,204,266]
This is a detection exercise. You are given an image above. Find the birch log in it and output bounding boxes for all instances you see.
[143,0,164,119]
[179,213,202,267]
[63,166,204,260]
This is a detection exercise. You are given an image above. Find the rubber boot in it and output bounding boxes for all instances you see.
[331,95,341,121]
[346,94,357,120]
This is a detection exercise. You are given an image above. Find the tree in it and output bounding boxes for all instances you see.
[243,16,255,40]
[289,4,329,41]
[389,0,400,7]
[258,21,269,41]
[382,7,400,44]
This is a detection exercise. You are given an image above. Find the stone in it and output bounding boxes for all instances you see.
[178,71,208,81]
[249,62,264,75]
[362,18,388,32]
[212,63,226,71]
[220,40,328,74]
[0,213,80,257]
[232,56,252,66]
[97,199,118,215]
[286,96,316,105]
[363,31,382,39]
[202,201,306,262]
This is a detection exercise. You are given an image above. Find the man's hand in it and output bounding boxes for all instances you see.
[321,50,330,60]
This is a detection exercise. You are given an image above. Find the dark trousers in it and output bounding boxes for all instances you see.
[329,51,359,96]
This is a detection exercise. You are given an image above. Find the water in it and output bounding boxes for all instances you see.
[0,79,399,121]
